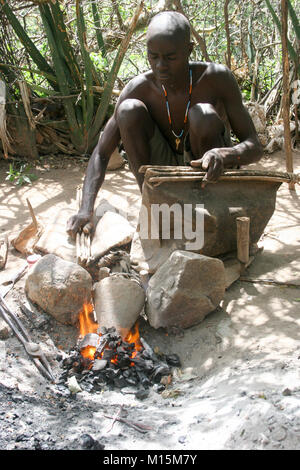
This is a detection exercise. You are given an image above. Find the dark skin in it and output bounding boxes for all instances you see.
[67,16,263,238]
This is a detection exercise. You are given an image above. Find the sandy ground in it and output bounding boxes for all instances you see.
[0,149,299,451]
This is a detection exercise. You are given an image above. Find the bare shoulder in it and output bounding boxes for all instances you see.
[117,72,154,103]
[192,61,233,84]
[193,62,242,104]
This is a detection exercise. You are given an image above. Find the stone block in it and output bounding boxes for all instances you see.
[25,254,92,325]
[146,250,226,329]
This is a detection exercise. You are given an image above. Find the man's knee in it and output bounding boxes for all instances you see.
[116,99,150,129]
[188,103,224,137]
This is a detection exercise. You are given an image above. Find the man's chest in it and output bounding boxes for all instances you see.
[144,84,222,152]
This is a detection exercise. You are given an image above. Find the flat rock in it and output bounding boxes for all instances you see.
[35,208,76,263]
[91,211,135,260]
[25,254,92,325]
[146,250,226,329]
[93,276,145,337]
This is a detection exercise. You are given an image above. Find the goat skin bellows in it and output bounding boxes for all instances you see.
[130,168,294,273]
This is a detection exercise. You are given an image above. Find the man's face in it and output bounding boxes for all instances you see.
[147,33,192,85]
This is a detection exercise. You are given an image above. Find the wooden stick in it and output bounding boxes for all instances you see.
[105,405,124,433]
[236,217,250,265]
[146,174,299,188]
[281,0,295,190]
[26,198,38,230]
[239,277,300,288]
[103,414,153,434]
[140,166,300,180]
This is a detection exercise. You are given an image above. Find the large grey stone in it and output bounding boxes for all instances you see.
[93,275,145,337]
[25,254,92,325]
[146,250,226,329]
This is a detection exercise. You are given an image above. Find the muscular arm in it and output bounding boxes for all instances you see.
[191,66,263,180]
[216,66,263,167]
[66,115,120,238]
[67,75,147,238]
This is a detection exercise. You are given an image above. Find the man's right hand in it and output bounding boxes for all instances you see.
[66,211,93,240]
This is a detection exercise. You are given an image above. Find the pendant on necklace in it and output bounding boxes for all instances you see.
[175,137,181,150]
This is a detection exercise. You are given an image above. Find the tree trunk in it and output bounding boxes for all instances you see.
[281,0,294,189]
[224,0,231,69]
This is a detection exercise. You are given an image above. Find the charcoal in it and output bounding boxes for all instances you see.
[80,434,94,449]
[141,377,152,388]
[116,346,126,355]
[79,355,94,369]
[114,376,128,388]
[63,329,182,393]
[141,350,152,360]
[82,383,93,392]
[165,354,181,367]
[118,356,132,368]
[135,389,149,400]
[144,360,154,372]
[122,342,135,350]
[140,337,156,360]
[62,357,74,368]
[102,349,115,361]
[136,370,151,387]
[152,364,171,383]
[105,368,120,380]
[107,327,117,334]
[125,377,138,386]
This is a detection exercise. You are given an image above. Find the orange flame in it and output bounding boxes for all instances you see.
[78,303,142,364]
[79,303,98,360]
[79,303,98,336]
[124,322,142,360]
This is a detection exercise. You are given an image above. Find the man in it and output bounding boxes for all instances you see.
[67,11,263,238]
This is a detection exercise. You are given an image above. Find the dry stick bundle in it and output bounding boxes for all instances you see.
[18,80,36,130]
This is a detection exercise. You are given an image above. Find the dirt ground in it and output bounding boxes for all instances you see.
[0,149,299,451]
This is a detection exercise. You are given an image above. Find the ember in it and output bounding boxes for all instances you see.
[58,304,181,394]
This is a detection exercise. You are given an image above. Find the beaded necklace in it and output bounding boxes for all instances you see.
[161,68,193,150]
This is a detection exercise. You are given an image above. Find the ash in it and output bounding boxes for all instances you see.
[58,327,181,397]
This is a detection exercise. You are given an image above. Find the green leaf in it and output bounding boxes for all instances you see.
[264,0,299,70]
[22,175,32,184]
[0,0,57,89]
[288,0,300,40]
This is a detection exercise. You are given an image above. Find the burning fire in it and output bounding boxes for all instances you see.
[79,303,98,360]
[78,303,142,364]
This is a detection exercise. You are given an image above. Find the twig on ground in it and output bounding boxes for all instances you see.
[105,404,124,433]
[103,413,153,434]
[239,277,300,288]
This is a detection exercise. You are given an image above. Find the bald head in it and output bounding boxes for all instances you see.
[147,11,191,46]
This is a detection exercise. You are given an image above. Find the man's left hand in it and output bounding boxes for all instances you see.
[190,149,224,183]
